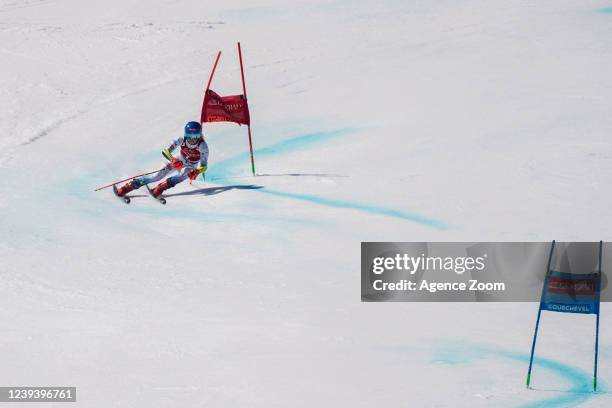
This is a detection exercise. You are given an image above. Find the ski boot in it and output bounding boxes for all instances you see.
[151,180,173,198]
[116,180,139,197]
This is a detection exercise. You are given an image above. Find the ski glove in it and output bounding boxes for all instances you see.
[171,158,183,170]
[162,148,183,169]
[188,166,208,181]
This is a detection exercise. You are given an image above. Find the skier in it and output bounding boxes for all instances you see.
[115,121,209,199]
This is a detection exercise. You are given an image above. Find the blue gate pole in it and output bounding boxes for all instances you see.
[593,240,603,392]
[594,305,600,391]
[527,240,555,388]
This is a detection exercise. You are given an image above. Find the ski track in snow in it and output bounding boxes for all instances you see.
[431,341,609,408]
[0,74,188,167]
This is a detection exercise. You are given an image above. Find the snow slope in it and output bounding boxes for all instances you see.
[1,0,612,406]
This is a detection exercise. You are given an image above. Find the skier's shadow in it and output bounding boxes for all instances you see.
[165,184,263,198]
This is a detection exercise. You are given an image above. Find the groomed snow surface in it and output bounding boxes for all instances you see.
[1,0,612,406]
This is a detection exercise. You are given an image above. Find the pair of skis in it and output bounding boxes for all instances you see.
[112,184,166,205]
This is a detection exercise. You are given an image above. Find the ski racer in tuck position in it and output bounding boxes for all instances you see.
[115,121,209,198]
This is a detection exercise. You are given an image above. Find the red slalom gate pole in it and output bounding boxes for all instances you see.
[201,51,221,124]
[94,168,162,192]
[206,51,221,92]
[246,126,255,176]
[238,43,248,99]
[238,42,256,176]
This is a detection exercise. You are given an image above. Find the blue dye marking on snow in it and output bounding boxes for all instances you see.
[431,342,604,408]
[258,188,447,229]
[598,6,612,13]
[207,127,447,229]
[208,128,356,179]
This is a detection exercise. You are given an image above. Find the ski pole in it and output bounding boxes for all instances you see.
[94,168,162,192]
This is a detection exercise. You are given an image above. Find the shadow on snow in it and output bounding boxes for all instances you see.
[165,184,263,198]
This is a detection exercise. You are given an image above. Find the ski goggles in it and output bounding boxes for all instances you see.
[185,133,201,142]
